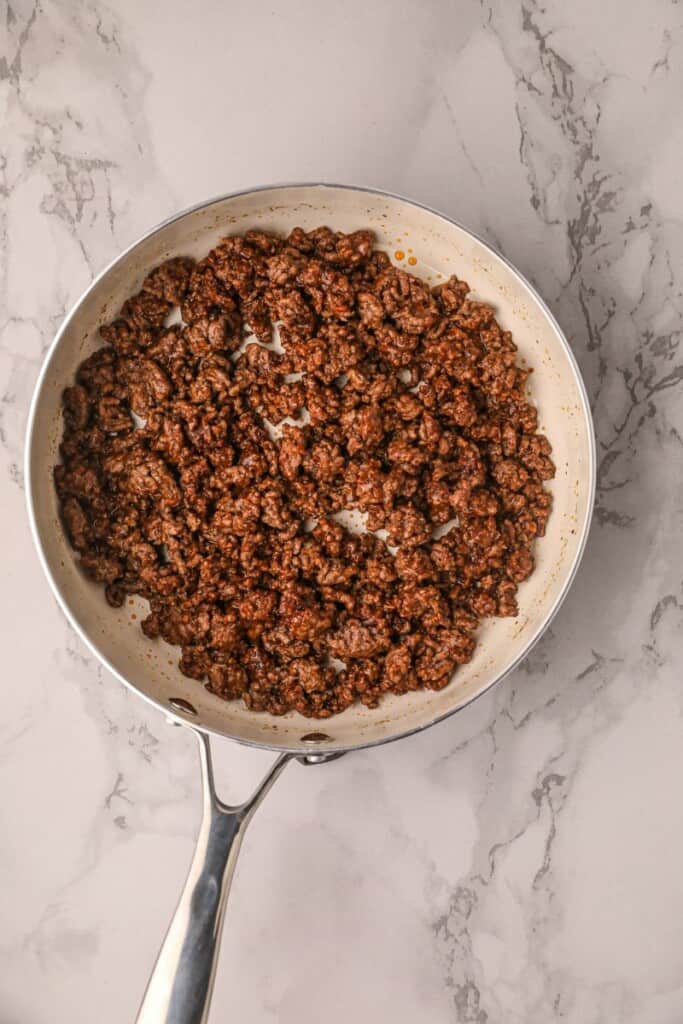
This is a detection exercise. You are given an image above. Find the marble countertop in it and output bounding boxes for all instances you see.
[3,1,683,1021]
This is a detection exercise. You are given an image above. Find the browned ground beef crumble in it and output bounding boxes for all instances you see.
[54,227,555,718]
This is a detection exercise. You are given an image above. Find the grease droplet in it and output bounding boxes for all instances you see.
[407,256,417,266]
[394,250,405,261]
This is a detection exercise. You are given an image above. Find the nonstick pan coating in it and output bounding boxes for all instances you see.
[26,183,595,755]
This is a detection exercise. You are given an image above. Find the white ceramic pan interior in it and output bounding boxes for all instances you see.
[26,184,595,754]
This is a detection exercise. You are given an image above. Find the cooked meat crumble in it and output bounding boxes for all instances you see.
[54,227,555,718]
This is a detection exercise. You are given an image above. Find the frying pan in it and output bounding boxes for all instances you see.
[25,183,595,1024]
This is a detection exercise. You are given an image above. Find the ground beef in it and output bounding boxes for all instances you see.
[54,227,554,718]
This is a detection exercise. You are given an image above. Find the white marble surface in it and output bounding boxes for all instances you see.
[2,1,683,1020]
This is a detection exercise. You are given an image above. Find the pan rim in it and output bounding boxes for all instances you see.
[25,180,597,754]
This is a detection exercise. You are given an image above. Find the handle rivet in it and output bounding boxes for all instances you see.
[169,697,198,716]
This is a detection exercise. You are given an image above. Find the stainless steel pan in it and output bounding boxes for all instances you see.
[26,183,595,1024]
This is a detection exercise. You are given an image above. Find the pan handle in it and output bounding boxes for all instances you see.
[136,730,291,1024]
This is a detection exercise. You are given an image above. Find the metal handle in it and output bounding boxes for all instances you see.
[136,730,291,1024]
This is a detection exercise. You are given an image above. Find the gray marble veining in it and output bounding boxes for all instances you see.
[2,1,682,1021]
